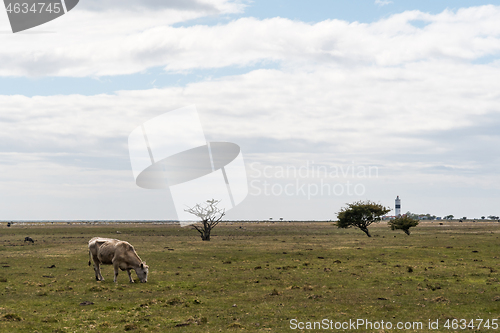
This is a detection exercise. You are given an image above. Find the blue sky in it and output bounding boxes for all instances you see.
[0,0,500,220]
[179,0,500,25]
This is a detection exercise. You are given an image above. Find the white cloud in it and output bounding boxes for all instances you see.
[2,59,499,156]
[78,0,247,13]
[1,6,500,77]
[375,0,393,7]
[1,53,500,219]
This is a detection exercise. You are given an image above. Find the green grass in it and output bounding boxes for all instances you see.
[1,221,500,332]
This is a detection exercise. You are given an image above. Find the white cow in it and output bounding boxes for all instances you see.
[88,237,149,283]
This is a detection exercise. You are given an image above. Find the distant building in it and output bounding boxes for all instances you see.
[395,196,401,216]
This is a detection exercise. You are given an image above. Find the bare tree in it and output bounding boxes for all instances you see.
[184,199,225,241]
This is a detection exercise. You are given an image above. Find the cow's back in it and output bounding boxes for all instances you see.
[89,238,120,262]
[97,241,118,264]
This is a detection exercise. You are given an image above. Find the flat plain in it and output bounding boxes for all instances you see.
[1,221,500,332]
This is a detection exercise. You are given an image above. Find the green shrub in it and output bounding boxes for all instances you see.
[389,216,419,235]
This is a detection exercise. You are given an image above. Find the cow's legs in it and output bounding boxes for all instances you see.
[97,263,104,281]
[113,262,119,283]
[93,264,99,281]
[127,269,134,283]
[92,256,104,281]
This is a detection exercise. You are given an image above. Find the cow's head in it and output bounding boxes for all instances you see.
[136,262,149,283]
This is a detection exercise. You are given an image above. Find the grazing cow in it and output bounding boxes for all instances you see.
[88,237,148,283]
[24,237,34,243]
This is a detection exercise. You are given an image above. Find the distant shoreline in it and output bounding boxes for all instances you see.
[1,219,498,225]
[0,220,328,224]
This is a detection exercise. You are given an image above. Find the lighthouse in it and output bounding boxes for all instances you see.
[395,196,401,216]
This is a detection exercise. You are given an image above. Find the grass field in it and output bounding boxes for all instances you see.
[1,221,500,332]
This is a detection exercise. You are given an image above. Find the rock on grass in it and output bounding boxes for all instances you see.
[2,313,22,321]
[124,323,138,331]
[432,296,449,303]
[270,288,281,296]
[175,316,208,327]
[228,322,245,329]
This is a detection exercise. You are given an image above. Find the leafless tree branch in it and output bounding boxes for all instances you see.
[184,199,225,241]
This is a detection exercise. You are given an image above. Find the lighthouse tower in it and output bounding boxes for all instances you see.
[395,196,401,217]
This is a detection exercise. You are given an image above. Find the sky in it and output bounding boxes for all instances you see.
[1,0,500,221]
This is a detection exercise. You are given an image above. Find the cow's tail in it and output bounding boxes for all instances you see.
[88,249,92,266]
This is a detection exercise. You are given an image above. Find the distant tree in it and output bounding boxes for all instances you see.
[405,211,419,219]
[405,211,437,220]
[481,216,485,220]
[389,216,419,235]
[336,201,390,237]
[444,215,454,220]
[184,199,225,241]
[488,215,499,220]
